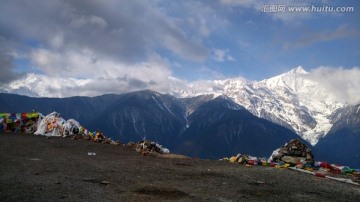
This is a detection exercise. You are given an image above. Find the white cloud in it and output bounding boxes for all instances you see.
[49,33,64,49]
[306,67,360,105]
[70,15,108,29]
[227,55,236,61]
[212,48,236,62]
[219,0,257,8]
[4,53,174,97]
[213,49,226,62]
[199,20,210,37]
[198,66,226,80]
[0,0,358,102]
[4,64,360,107]
[0,0,209,74]
[0,0,214,94]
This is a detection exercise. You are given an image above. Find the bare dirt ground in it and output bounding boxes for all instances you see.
[1,133,359,201]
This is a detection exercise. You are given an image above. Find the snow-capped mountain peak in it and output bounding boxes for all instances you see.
[254,67,344,145]
[289,66,307,74]
[9,73,41,89]
[4,73,43,97]
[260,66,308,90]
[177,66,345,145]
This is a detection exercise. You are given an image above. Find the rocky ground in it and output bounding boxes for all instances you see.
[0,133,359,201]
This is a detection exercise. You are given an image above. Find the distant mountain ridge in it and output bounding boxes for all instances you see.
[315,104,360,168]
[1,67,350,145]
[1,67,359,167]
[0,91,303,160]
[1,89,359,167]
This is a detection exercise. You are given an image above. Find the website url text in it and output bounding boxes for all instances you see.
[261,5,355,13]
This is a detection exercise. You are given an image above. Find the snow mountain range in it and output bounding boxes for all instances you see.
[0,91,303,160]
[1,73,359,166]
[0,66,353,146]
[177,66,345,145]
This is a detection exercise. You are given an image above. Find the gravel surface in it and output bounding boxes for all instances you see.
[1,133,359,201]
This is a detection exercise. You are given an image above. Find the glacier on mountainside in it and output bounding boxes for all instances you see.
[176,66,345,145]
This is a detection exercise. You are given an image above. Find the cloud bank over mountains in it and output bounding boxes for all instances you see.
[0,0,359,105]
[2,66,360,107]
[306,67,360,105]
[0,0,209,89]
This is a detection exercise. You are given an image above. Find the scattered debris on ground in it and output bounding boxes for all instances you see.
[2,133,360,201]
[2,112,359,186]
[223,139,360,186]
[1,111,179,158]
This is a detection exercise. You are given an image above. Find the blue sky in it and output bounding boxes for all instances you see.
[170,0,360,80]
[0,0,359,97]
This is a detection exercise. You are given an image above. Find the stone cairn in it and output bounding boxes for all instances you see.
[127,140,170,156]
[269,139,314,166]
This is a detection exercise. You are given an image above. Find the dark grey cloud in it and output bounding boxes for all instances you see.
[0,0,208,66]
[0,0,209,97]
[0,51,16,84]
[0,0,211,97]
[0,38,23,84]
